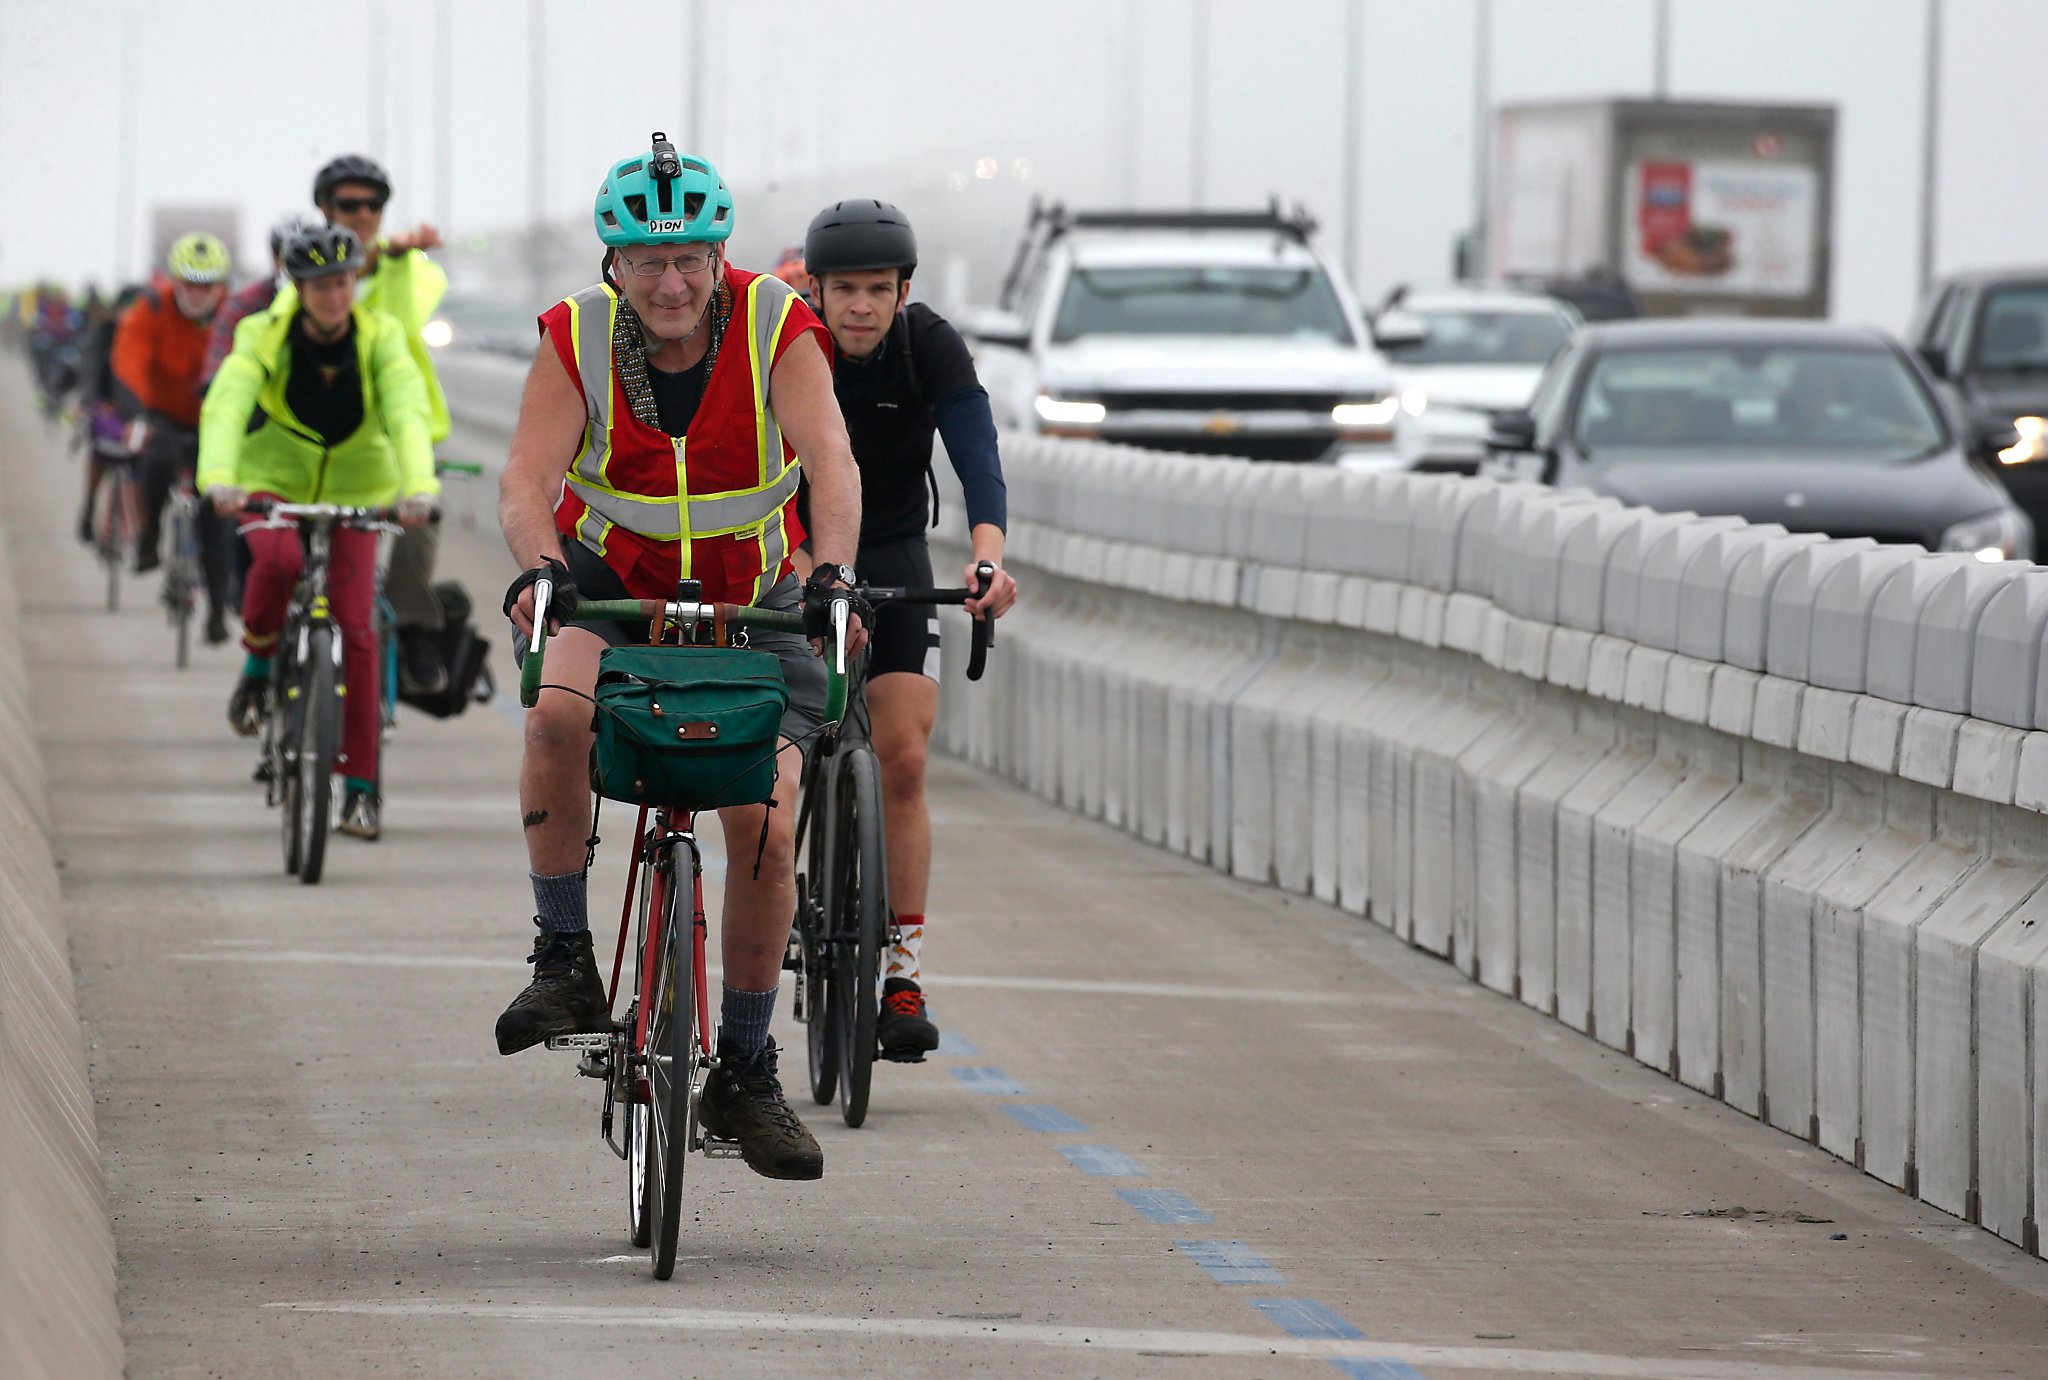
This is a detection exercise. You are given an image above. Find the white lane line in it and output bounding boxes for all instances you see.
[262,1302,1957,1380]
[166,948,1344,1003]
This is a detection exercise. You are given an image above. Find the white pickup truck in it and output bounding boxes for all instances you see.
[966,204,1397,464]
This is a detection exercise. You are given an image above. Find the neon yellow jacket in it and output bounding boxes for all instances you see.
[197,297,440,507]
[364,244,450,442]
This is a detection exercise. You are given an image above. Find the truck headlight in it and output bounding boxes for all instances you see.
[421,318,454,350]
[1999,415,2048,465]
[1400,387,1429,418]
[1332,397,1398,428]
[1940,508,2033,562]
[1034,394,1106,428]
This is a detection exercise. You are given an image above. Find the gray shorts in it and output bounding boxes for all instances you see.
[513,555,828,755]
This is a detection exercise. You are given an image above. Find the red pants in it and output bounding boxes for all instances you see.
[240,498,380,783]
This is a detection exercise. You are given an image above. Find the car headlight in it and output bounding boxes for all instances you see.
[1332,397,1398,428]
[1033,394,1106,427]
[1939,508,2033,562]
[1999,415,2048,465]
[1400,387,1429,418]
[421,318,454,350]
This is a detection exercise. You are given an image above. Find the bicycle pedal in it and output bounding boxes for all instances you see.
[540,1027,610,1048]
[700,1135,744,1160]
[878,1049,928,1065]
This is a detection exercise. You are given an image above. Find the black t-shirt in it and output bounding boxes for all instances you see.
[646,354,710,438]
[284,316,363,445]
[832,303,982,546]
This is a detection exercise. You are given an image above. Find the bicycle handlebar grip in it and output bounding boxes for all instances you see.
[519,579,553,708]
[967,561,996,682]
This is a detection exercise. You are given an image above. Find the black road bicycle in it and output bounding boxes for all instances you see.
[790,563,995,1128]
[248,501,404,885]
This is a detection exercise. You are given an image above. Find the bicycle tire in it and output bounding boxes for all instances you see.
[296,626,339,885]
[626,843,658,1250]
[173,583,191,668]
[799,757,839,1106]
[92,469,122,613]
[831,749,889,1129]
[645,852,692,1280]
[277,650,304,876]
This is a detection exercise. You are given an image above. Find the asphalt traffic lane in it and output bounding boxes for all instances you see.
[7,365,2048,1379]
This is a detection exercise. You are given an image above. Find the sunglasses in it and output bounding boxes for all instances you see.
[330,196,387,214]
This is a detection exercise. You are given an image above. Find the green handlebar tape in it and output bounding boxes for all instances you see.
[824,663,848,727]
[519,626,546,708]
[436,460,485,475]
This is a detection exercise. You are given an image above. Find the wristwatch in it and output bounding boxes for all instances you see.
[813,562,856,589]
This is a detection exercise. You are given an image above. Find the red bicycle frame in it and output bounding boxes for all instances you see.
[613,805,717,1105]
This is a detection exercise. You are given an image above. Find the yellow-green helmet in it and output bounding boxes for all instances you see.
[167,232,230,284]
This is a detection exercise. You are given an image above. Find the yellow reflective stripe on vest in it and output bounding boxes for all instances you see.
[746,275,799,488]
[562,457,799,542]
[565,285,617,487]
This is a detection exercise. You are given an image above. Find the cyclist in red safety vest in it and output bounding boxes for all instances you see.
[495,135,866,1184]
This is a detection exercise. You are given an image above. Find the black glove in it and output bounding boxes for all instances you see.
[504,558,579,629]
[801,565,859,642]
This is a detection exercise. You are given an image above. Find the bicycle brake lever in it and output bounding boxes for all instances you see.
[831,595,848,676]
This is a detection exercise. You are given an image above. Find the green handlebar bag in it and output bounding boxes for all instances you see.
[589,645,790,809]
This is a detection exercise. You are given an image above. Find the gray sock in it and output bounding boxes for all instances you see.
[718,984,777,1061]
[531,870,588,935]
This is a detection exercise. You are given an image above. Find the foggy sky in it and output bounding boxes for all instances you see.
[3,0,2045,331]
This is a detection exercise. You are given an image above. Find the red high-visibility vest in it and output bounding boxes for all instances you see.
[541,266,828,603]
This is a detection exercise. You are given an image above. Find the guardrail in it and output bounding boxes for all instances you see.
[931,434,2048,1257]
[0,387,124,1375]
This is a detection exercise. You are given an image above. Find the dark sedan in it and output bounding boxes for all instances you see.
[1480,320,2033,561]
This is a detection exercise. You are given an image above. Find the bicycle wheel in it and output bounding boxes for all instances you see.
[92,470,122,612]
[829,749,889,1129]
[799,757,839,1106]
[295,626,339,885]
[642,849,694,1280]
[626,842,659,1249]
[277,651,305,876]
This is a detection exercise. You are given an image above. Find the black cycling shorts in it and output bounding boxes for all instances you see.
[858,535,940,681]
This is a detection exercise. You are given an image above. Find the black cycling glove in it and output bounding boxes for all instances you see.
[801,565,858,642]
[504,557,579,629]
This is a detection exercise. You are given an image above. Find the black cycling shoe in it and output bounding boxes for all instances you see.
[227,674,269,737]
[697,1039,824,1181]
[397,628,449,696]
[494,924,609,1055]
[877,978,940,1061]
[337,789,381,841]
[76,507,93,546]
[133,546,161,574]
[203,607,231,645]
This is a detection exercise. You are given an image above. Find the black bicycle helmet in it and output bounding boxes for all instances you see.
[802,199,917,279]
[281,223,364,282]
[313,153,392,207]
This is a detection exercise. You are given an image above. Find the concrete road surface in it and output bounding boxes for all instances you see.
[7,366,2048,1379]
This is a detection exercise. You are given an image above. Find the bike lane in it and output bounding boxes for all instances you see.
[6,367,2048,1378]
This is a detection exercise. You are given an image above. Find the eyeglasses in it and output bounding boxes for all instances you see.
[618,249,713,278]
[330,196,387,214]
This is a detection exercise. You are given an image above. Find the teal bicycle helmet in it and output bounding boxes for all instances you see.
[593,133,733,247]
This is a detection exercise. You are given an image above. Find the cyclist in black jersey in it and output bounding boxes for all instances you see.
[798,199,1019,1057]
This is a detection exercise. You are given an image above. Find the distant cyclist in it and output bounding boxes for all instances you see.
[312,153,455,697]
[201,214,323,388]
[197,223,439,841]
[494,136,865,1183]
[113,232,233,642]
[799,199,1017,1057]
[73,284,144,545]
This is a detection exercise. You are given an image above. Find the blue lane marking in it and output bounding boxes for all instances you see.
[936,1031,978,1056]
[1250,1298,1362,1340]
[1328,1362,1425,1380]
[1117,1188,1211,1224]
[1056,1144,1147,1177]
[1002,1104,1086,1133]
[1176,1240,1283,1284]
[950,1066,1026,1095]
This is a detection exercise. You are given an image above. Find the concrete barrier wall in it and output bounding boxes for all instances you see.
[0,413,125,1375]
[931,435,2048,1256]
